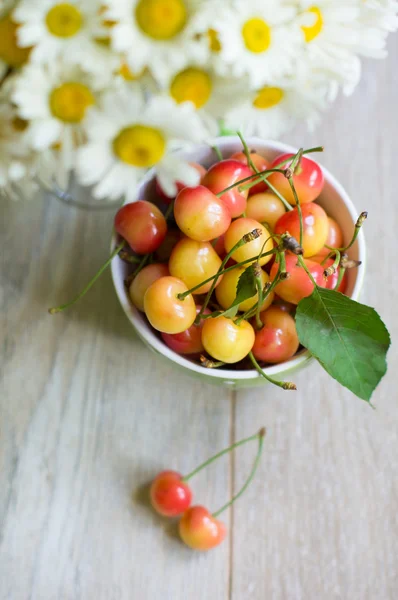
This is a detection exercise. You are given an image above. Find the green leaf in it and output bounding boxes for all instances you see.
[221,265,257,319]
[295,287,390,402]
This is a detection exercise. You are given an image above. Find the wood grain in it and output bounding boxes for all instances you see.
[1,35,398,600]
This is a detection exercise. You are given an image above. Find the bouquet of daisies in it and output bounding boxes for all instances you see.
[0,0,397,202]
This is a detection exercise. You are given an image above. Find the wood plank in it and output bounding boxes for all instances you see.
[232,36,398,600]
[0,195,232,599]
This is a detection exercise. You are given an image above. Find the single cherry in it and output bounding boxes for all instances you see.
[267,153,324,205]
[252,306,299,364]
[144,276,196,334]
[115,201,167,254]
[150,471,192,517]
[224,218,273,266]
[215,266,274,312]
[202,159,252,218]
[201,316,255,364]
[179,506,227,551]
[168,237,223,294]
[174,185,231,242]
[161,306,211,355]
[246,192,286,230]
[155,162,207,203]
[274,202,329,257]
[270,255,326,304]
[231,151,269,195]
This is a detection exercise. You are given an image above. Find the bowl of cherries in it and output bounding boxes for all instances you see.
[51,136,388,401]
[106,134,390,400]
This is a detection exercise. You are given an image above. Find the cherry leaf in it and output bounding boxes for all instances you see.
[296,287,390,402]
[221,265,257,319]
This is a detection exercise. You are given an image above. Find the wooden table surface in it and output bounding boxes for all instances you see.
[1,37,398,600]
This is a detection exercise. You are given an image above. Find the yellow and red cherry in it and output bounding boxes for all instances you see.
[270,255,326,304]
[215,266,274,312]
[202,159,252,218]
[310,255,348,294]
[246,192,286,230]
[129,263,169,312]
[224,218,273,266]
[252,306,299,364]
[155,162,207,203]
[169,237,223,294]
[315,216,344,258]
[161,305,211,355]
[179,506,227,551]
[174,185,232,242]
[267,153,324,205]
[154,228,182,262]
[274,203,329,257]
[144,276,196,334]
[115,201,167,254]
[231,150,269,195]
[150,471,193,517]
[202,316,255,363]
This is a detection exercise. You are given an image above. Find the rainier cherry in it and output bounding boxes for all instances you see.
[144,276,196,334]
[150,471,193,517]
[274,203,329,257]
[155,162,207,203]
[114,201,167,254]
[129,263,169,312]
[161,306,211,355]
[252,306,299,364]
[316,216,344,258]
[216,266,274,312]
[224,218,273,267]
[174,185,231,242]
[267,153,324,205]
[201,159,252,218]
[270,255,326,304]
[179,506,227,551]
[246,192,286,230]
[231,151,269,195]
[169,237,223,294]
[202,316,255,363]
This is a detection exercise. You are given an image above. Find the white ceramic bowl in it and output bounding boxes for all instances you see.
[111,137,366,388]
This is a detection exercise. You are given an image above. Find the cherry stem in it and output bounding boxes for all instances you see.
[265,179,293,211]
[211,144,223,161]
[249,352,297,391]
[164,200,175,221]
[334,266,346,291]
[286,148,304,247]
[48,239,126,314]
[339,211,368,252]
[297,255,317,286]
[212,428,266,518]
[238,131,257,173]
[177,248,277,300]
[182,428,265,483]
[194,229,262,322]
[254,273,264,330]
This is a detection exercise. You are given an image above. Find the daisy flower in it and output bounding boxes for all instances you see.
[351,0,398,58]
[222,73,331,139]
[0,101,38,200]
[103,0,208,84]
[215,0,303,87]
[13,0,119,83]
[297,0,362,94]
[163,65,247,135]
[0,10,32,80]
[76,84,209,202]
[12,61,106,181]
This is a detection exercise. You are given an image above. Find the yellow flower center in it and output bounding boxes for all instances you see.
[170,67,212,109]
[45,3,83,38]
[49,82,95,123]
[118,62,144,81]
[242,18,271,53]
[113,125,166,167]
[208,28,221,53]
[253,86,284,109]
[135,0,187,40]
[0,14,32,66]
[11,116,29,132]
[301,7,323,43]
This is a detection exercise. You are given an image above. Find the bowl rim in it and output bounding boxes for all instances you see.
[110,137,366,381]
